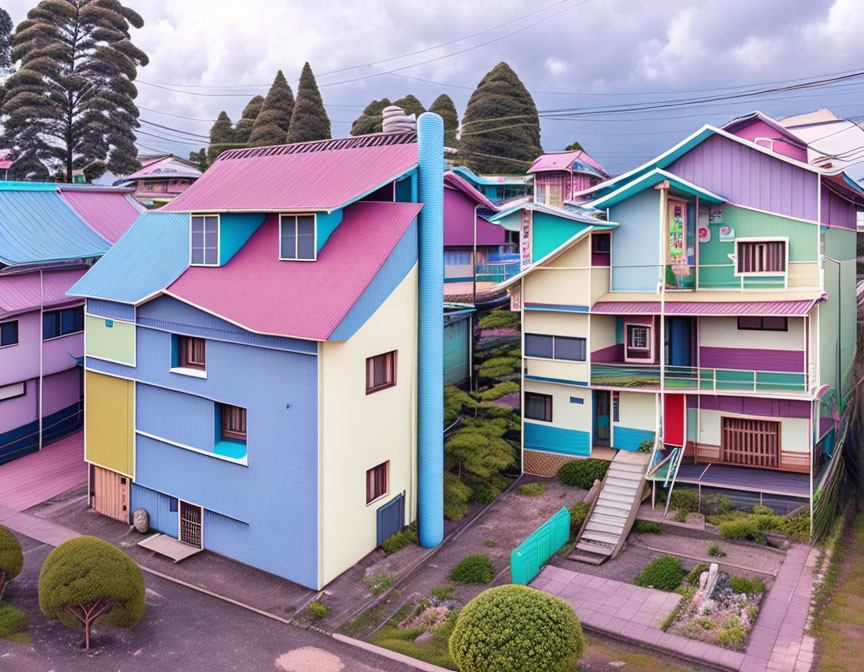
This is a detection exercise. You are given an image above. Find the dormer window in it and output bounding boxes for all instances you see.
[191,214,219,266]
[280,214,316,261]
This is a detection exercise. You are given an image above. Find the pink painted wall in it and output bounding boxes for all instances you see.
[43,367,82,415]
[728,120,808,162]
[0,306,84,387]
[0,377,37,433]
[443,187,505,247]
[43,331,83,378]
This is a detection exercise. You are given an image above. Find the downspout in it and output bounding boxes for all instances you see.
[39,269,44,451]
[417,112,444,548]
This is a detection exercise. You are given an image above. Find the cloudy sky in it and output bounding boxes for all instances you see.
[5,0,864,173]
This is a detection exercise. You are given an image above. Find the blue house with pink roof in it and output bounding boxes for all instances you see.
[70,119,446,589]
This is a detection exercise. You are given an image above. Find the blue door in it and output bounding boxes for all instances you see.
[376,494,405,546]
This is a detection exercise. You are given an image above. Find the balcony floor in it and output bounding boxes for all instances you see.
[674,463,809,498]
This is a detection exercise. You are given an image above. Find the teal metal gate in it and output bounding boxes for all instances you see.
[510,507,570,585]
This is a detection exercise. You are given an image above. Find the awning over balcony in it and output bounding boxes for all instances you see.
[592,296,823,316]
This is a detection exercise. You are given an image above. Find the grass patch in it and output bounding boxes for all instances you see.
[303,601,329,620]
[482,539,498,548]
[430,585,455,601]
[0,601,30,643]
[363,573,396,596]
[476,382,520,401]
[708,543,727,557]
[581,635,692,671]
[516,482,547,497]
[632,520,663,535]
[381,528,418,555]
[340,602,390,637]
[369,605,459,670]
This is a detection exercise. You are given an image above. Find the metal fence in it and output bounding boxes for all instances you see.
[510,506,570,585]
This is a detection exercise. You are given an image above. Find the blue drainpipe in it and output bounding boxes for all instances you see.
[417,112,444,548]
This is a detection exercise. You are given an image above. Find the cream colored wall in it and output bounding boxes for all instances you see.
[524,358,588,384]
[524,311,587,338]
[546,236,590,268]
[590,314,617,351]
[319,265,418,587]
[696,409,809,453]
[591,267,610,304]
[523,380,590,432]
[699,316,805,350]
[524,268,591,307]
[614,391,656,431]
[788,262,820,289]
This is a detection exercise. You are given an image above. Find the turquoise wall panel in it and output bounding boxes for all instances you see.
[219,213,264,265]
[316,210,343,252]
[532,213,589,262]
[524,422,590,456]
[613,426,655,452]
[511,507,570,585]
[443,317,470,386]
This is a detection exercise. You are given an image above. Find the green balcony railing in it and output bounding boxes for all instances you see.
[590,363,661,388]
[590,363,807,393]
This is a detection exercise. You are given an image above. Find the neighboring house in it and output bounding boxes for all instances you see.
[444,303,475,387]
[528,148,610,208]
[69,121,446,590]
[448,166,530,205]
[778,108,864,174]
[114,155,202,207]
[0,183,143,464]
[0,150,11,181]
[500,113,863,517]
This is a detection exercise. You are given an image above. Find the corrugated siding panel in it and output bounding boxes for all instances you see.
[821,185,857,229]
[85,315,136,365]
[203,509,250,561]
[87,299,135,321]
[130,483,178,537]
[60,188,143,243]
[68,212,190,303]
[443,317,470,386]
[84,370,134,476]
[0,268,86,315]
[613,426,655,452]
[666,134,819,221]
[136,384,215,452]
[524,422,590,456]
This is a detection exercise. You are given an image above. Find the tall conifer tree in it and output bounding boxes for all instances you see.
[392,94,425,117]
[458,62,542,174]
[2,0,147,181]
[350,97,391,136]
[429,94,458,147]
[248,71,294,147]
[0,8,12,72]
[233,94,264,143]
[206,110,235,163]
[286,62,330,144]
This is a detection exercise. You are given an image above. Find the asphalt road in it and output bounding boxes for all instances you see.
[1,534,416,672]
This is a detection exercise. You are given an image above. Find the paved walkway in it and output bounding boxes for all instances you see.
[0,430,86,510]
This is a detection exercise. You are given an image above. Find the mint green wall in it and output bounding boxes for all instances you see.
[697,205,817,289]
[820,262,840,396]
[531,213,590,261]
[85,315,135,365]
[316,210,343,253]
[219,214,265,265]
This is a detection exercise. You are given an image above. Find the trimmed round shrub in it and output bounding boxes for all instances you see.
[449,584,583,672]
[557,459,609,490]
[38,536,145,650]
[0,525,23,600]
[633,555,686,591]
[450,554,496,584]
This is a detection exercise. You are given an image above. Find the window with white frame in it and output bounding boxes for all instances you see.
[625,323,653,362]
[280,214,316,260]
[735,239,787,275]
[190,215,219,266]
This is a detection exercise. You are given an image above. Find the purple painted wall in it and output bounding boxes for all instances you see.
[821,185,857,230]
[443,186,505,247]
[687,394,811,419]
[592,344,624,363]
[0,378,36,433]
[726,119,808,162]
[0,311,41,387]
[43,331,84,378]
[43,368,81,415]
[667,134,819,222]
[699,346,805,372]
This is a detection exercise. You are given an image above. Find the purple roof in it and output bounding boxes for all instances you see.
[592,299,820,316]
[0,267,87,317]
[59,188,143,243]
[163,134,419,213]
[527,149,608,176]
[166,201,422,340]
[444,171,499,211]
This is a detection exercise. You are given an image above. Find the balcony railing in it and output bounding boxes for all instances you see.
[590,363,807,393]
[475,259,521,284]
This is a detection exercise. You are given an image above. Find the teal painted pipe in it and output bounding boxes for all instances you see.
[417,113,444,548]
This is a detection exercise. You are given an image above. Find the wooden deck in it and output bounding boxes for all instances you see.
[675,463,809,497]
[0,431,87,511]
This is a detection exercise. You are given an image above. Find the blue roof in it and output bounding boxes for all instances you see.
[68,211,190,304]
[0,187,110,265]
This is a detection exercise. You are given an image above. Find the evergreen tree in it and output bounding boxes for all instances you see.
[392,94,425,117]
[286,62,330,144]
[0,7,12,72]
[2,0,147,182]
[350,97,391,136]
[565,140,583,151]
[458,62,542,174]
[206,110,235,163]
[188,148,208,173]
[248,71,294,147]
[429,94,458,147]
[233,94,264,143]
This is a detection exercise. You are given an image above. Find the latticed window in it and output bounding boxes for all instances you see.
[280,214,316,260]
[736,240,786,274]
[366,351,397,393]
[190,215,218,266]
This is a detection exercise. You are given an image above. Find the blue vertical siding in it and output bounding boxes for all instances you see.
[203,509,251,559]
[136,384,216,453]
[86,298,135,321]
[612,426,655,452]
[130,483,178,537]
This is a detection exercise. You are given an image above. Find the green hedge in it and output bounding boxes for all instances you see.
[450,555,496,585]
[381,529,418,555]
[632,520,663,535]
[729,577,765,595]
[557,459,609,490]
[634,555,686,591]
[449,585,583,672]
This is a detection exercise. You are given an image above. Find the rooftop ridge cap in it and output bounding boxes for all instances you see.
[216,131,418,162]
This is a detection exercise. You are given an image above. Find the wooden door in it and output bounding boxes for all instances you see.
[179,501,203,548]
[721,417,779,468]
[92,466,130,522]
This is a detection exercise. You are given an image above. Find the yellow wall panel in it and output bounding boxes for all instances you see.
[85,371,134,477]
[85,315,136,365]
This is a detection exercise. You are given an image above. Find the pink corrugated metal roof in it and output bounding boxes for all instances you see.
[60,189,143,243]
[444,172,499,211]
[527,149,608,176]
[163,137,419,213]
[124,156,202,180]
[0,268,87,316]
[166,201,422,340]
[592,299,818,316]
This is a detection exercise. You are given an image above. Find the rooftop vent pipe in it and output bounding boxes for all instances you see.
[382,106,417,134]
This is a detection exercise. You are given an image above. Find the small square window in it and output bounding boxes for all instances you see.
[366,461,389,504]
[0,320,18,347]
[525,392,552,422]
[366,351,397,393]
[625,324,653,362]
[191,215,219,266]
[179,336,206,370]
[221,404,247,442]
[280,214,316,261]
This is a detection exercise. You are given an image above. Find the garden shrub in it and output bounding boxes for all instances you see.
[381,529,419,555]
[708,543,727,557]
[717,616,749,649]
[304,601,329,620]
[450,554,496,585]
[687,563,710,586]
[729,577,765,595]
[632,520,662,534]
[430,585,455,602]
[477,356,520,378]
[668,488,699,513]
[449,585,583,672]
[752,504,774,516]
[517,483,547,497]
[718,515,777,543]
[477,309,520,331]
[469,481,500,506]
[444,473,472,521]
[0,525,23,600]
[0,601,28,643]
[633,555,686,591]
[477,382,520,401]
[637,439,654,453]
[363,573,395,595]
[557,459,609,490]
[702,494,732,515]
[674,509,689,523]
[38,536,145,650]
[570,501,590,536]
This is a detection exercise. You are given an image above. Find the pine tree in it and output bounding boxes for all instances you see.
[1,0,148,182]
[429,94,459,147]
[565,140,583,151]
[392,94,425,117]
[248,71,294,147]
[233,94,264,143]
[286,62,330,144]
[206,110,236,163]
[188,148,208,173]
[0,7,12,72]
[458,62,542,174]
[350,97,391,136]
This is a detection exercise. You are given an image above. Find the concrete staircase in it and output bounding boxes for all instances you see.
[570,451,650,565]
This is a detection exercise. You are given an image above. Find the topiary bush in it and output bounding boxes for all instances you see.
[0,525,23,600]
[729,577,765,595]
[449,585,583,672]
[633,555,686,591]
[381,529,419,555]
[450,554,496,585]
[570,501,590,536]
[557,459,609,490]
[38,535,145,650]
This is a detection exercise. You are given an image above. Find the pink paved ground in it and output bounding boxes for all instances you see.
[0,431,86,511]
